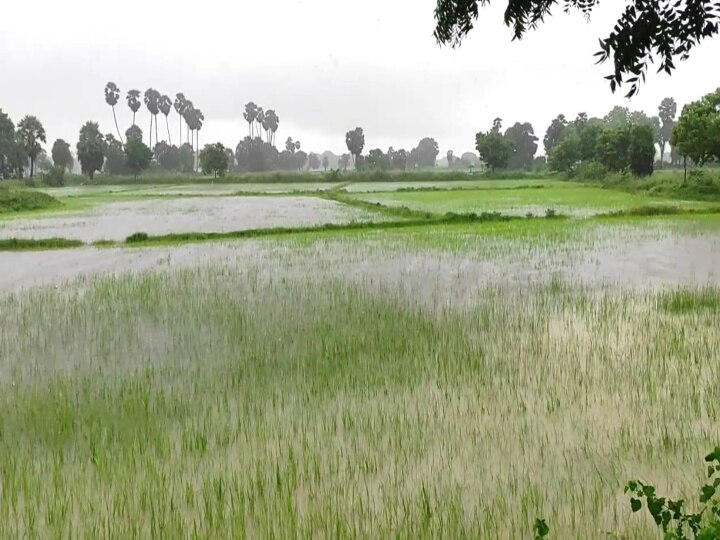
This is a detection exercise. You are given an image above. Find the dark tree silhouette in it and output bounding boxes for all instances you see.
[126,89,141,127]
[51,139,74,172]
[658,97,677,167]
[174,93,188,145]
[17,115,46,178]
[345,127,365,165]
[159,94,173,145]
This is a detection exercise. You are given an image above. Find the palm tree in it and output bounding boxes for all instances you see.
[144,89,161,150]
[255,107,264,139]
[17,115,46,178]
[265,109,279,146]
[174,93,187,145]
[159,94,173,145]
[243,102,258,138]
[183,100,194,144]
[126,90,141,127]
[185,108,204,172]
[104,82,124,145]
[295,140,301,152]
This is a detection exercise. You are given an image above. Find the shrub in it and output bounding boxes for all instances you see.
[574,160,608,181]
[43,165,66,187]
[126,232,149,243]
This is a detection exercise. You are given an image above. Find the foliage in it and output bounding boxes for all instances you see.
[77,122,106,180]
[177,143,195,173]
[433,0,720,96]
[476,118,513,171]
[504,122,538,169]
[17,115,47,178]
[43,165,66,187]
[543,114,568,155]
[625,447,720,539]
[595,128,630,172]
[411,137,440,168]
[308,153,321,170]
[104,134,127,175]
[574,160,607,181]
[322,155,329,170]
[199,143,229,178]
[51,139,74,172]
[672,89,720,166]
[627,123,655,176]
[548,134,580,173]
[126,125,143,142]
[124,138,152,179]
[345,127,365,164]
[366,148,391,170]
[0,109,16,179]
[659,97,678,165]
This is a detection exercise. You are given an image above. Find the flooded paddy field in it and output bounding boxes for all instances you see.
[0,195,386,242]
[1,183,719,539]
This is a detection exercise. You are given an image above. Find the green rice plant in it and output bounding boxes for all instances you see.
[659,287,720,313]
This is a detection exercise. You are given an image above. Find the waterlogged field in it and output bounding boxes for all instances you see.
[39,182,344,197]
[0,196,387,242]
[1,181,720,538]
[350,184,719,216]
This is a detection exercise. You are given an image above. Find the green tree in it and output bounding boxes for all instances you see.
[366,148,390,170]
[627,123,655,176]
[446,149,454,167]
[264,109,279,145]
[672,88,720,169]
[548,133,580,173]
[199,142,229,178]
[476,118,513,171]
[51,139,74,171]
[504,122,538,169]
[433,0,720,96]
[154,141,179,171]
[104,82,124,144]
[413,137,440,167]
[255,107,265,140]
[604,106,630,128]
[543,114,568,155]
[124,138,152,179]
[294,150,308,170]
[17,115,47,178]
[577,123,603,162]
[595,128,630,172]
[322,155,329,171]
[345,127,365,166]
[339,153,350,171]
[104,134,127,175]
[125,125,143,142]
[658,97,677,167]
[308,152,321,170]
[77,122,106,180]
[126,89,141,126]
[178,143,195,173]
[185,108,204,171]
[0,109,15,179]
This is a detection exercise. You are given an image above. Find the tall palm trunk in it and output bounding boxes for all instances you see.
[149,116,153,150]
[155,115,159,149]
[133,112,136,126]
[179,116,182,145]
[165,116,172,145]
[30,158,34,178]
[112,106,124,145]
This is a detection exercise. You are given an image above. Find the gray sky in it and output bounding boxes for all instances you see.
[2,0,719,156]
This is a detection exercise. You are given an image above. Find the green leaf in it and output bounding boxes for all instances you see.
[631,498,642,512]
[700,484,716,503]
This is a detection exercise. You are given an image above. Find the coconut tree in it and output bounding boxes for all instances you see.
[159,94,173,145]
[143,88,161,150]
[243,102,258,138]
[174,93,187,145]
[104,82,124,144]
[126,89,142,127]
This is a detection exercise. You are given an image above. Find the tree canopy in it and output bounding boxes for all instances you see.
[199,143,229,178]
[51,139,74,172]
[433,0,720,96]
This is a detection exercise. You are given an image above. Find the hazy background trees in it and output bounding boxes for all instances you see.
[51,139,73,172]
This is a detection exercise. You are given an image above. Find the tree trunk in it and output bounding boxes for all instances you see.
[179,116,182,145]
[113,106,124,145]
[149,116,153,150]
[659,141,665,169]
[155,115,159,149]
[165,116,172,145]
[133,112,136,126]
[683,156,687,183]
[30,158,34,178]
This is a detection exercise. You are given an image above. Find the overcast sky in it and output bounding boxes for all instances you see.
[2,0,719,157]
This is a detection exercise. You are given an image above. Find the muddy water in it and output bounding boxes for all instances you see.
[0,196,378,242]
[2,231,719,294]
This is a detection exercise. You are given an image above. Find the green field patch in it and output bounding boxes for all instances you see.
[659,286,720,313]
[0,188,61,214]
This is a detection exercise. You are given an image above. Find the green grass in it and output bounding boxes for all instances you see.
[0,237,84,250]
[659,286,720,313]
[0,262,718,538]
[349,184,718,217]
[0,188,61,214]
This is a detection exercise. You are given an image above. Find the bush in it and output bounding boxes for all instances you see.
[126,232,149,243]
[574,160,608,181]
[43,165,66,187]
